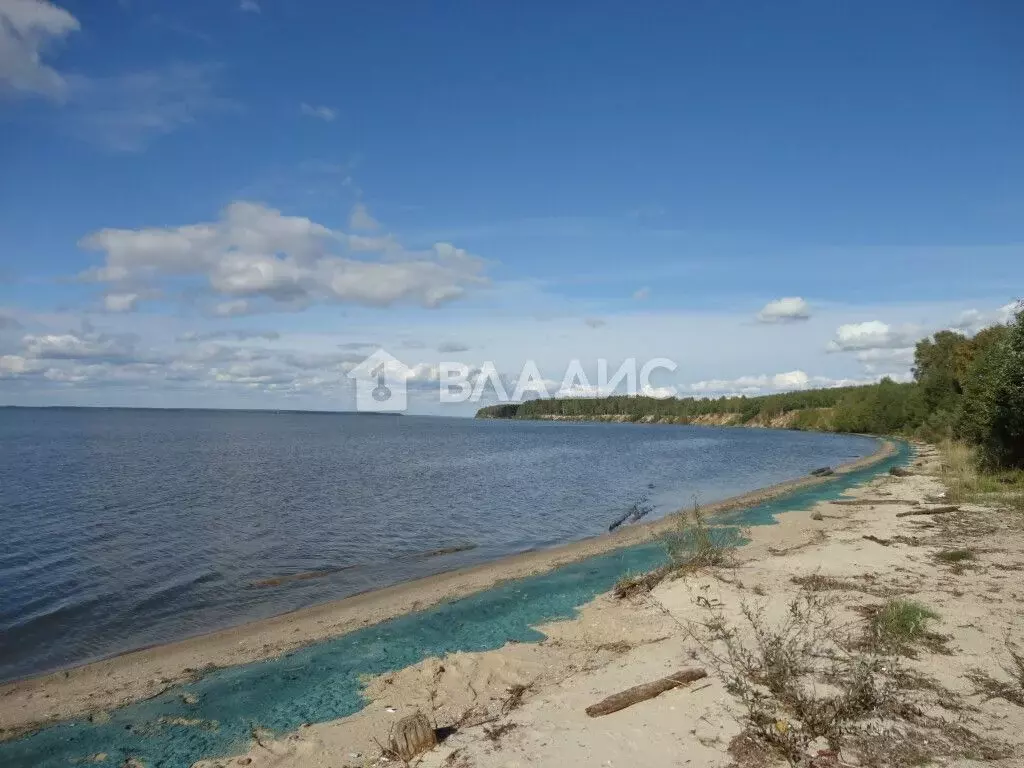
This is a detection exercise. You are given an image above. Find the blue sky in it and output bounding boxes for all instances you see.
[0,0,1021,412]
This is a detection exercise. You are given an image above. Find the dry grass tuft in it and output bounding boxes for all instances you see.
[613,500,742,599]
[861,600,948,656]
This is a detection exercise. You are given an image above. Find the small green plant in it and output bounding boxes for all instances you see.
[866,600,942,653]
[935,549,975,564]
[663,497,742,572]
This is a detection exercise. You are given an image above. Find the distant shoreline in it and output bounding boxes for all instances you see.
[0,437,894,741]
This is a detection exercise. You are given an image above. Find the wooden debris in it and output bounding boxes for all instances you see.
[833,499,918,506]
[810,466,834,477]
[585,668,707,717]
[862,535,891,546]
[889,467,913,477]
[895,505,960,518]
[388,711,438,761]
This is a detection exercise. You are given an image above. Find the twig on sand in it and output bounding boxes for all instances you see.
[585,668,708,717]
[895,506,960,518]
[863,535,892,546]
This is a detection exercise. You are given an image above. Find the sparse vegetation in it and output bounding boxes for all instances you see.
[967,645,1024,708]
[694,596,1003,767]
[613,500,741,599]
[864,600,945,654]
[934,548,975,564]
[939,440,1024,511]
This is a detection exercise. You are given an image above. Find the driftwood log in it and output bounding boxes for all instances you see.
[833,499,918,506]
[895,505,959,518]
[585,668,707,717]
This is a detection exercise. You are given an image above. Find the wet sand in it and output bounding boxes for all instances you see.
[0,438,892,740]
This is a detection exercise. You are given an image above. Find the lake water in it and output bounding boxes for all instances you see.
[0,407,879,683]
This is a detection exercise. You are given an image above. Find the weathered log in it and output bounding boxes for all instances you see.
[388,711,437,761]
[608,510,632,532]
[810,466,834,477]
[888,467,913,477]
[895,505,959,518]
[832,499,918,506]
[585,668,707,717]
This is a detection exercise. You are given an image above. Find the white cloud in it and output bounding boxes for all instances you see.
[239,0,260,12]
[757,297,810,323]
[348,202,379,232]
[214,299,251,317]
[632,287,650,300]
[0,354,33,375]
[103,292,140,313]
[0,0,79,100]
[690,370,865,396]
[300,102,336,122]
[584,318,606,328]
[79,201,488,312]
[826,320,916,352]
[437,341,470,353]
[22,327,137,361]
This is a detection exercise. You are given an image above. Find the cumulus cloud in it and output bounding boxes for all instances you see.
[690,370,867,396]
[79,201,488,312]
[757,297,811,323]
[949,303,1021,333]
[0,0,79,100]
[239,0,260,12]
[633,287,650,300]
[22,326,138,362]
[348,202,379,232]
[0,354,34,376]
[300,102,336,122]
[826,320,917,352]
[103,292,140,313]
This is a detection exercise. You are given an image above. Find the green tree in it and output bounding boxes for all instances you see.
[960,309,1024,469]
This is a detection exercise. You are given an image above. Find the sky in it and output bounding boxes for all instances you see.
[0,0,1022,414]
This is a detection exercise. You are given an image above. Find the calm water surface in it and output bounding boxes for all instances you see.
[0,407,878,682]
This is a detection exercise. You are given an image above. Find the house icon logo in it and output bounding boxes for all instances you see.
[347,348,410,412]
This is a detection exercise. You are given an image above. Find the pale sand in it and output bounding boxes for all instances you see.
[190,445,1024,768]
[0,442,892,741]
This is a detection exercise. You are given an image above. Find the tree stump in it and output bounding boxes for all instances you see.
[388,711,437,761]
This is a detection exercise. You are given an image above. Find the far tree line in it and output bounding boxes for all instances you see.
[476,306,1024,470]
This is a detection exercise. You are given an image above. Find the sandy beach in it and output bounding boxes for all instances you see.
[183,443,1024,768]
[0,441,892,744]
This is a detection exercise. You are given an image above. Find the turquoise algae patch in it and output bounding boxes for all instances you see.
[0,440,910,768]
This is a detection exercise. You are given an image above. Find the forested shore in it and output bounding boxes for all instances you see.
[478,306,1024,471]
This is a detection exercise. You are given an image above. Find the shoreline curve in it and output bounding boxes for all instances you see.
[0,436,894,740]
